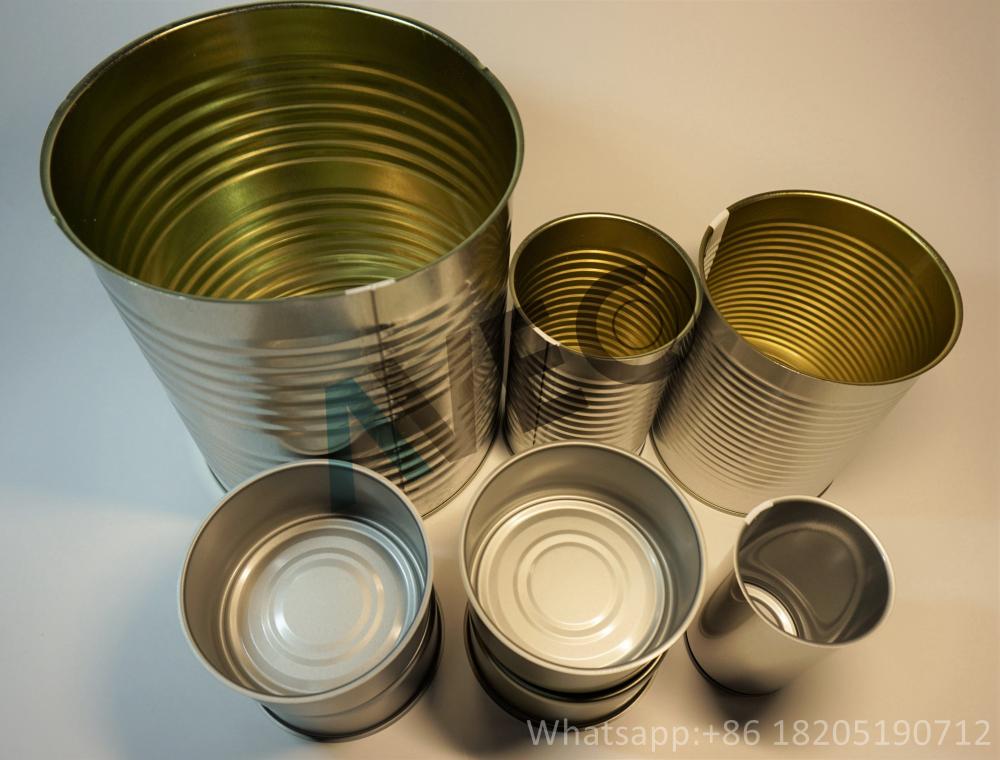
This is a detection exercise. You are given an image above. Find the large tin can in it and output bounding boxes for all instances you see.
[504,213,700,454]
[460,442,705,696]
[179,460,440,739]
[686,496,894,695]
[652,190,962,514]
[41,2,523,514]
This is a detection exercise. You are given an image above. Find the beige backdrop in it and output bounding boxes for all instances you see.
[0,1,996,758]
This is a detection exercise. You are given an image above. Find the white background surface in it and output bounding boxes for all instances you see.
[1,1,997,758]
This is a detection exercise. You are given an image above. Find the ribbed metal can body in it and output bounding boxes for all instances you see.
[652,191,963,515]
[503,214,701,454]
[41,3,522,514]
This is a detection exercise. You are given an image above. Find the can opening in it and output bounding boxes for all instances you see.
[45,4,519,299]
[703,192,961,384]
[737,498,892,645]
[513,215,698,358]
[463,444,704,676]
[181,461,431,699]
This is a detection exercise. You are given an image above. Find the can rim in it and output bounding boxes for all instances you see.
[698,189,964,387]
[39,0,524,305]
[508,212,703,362]
[734,495,896,650]
[178,459,435,704]
[459,440,707,678]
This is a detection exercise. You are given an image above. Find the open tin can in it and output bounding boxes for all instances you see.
[652,190,962,514]
[504,213,701,454]
[460,442,705,715]
[686,496,894,695]
[180,460,440,740]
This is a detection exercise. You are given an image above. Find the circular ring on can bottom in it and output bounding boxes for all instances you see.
[464,610,659,728]
[682,633,773,697]
[261,593,444,742]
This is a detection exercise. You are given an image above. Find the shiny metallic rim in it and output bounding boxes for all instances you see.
[459,441,706,679]
[40,0,523,303]
[699,189,963,386]
[179,459,434,704]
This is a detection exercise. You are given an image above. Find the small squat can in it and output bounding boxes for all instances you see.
[504,213,701,454]
[460,442,705,712]
[686,496,894,695]
[179,460,440,740]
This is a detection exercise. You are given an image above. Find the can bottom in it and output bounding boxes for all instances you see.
[261,594,444,742]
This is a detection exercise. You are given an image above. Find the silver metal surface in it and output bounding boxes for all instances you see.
[652,190,963,515]
[504,213,700,454]
[180,459,438,738]
[41,2,523,515]
[686,496,894,695]
[464,609,660,728]
[460,442,705,693]
[262,594,443,741]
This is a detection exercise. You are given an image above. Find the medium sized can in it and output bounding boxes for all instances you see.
[179,460,440,740]
[504,213,701,454]
[464,609,661,728]
[653,190,963,515]
[686,496,894,695]
[460,442,705,705]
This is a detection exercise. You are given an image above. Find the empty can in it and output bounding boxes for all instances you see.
[504,213,701,454]
[179,460,440,739]
[686,496,894,695]
[652,190,963,514]
[41,2,523,515]
[460,442,706,695]
[464,609,661,727]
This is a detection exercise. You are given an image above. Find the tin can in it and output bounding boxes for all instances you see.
[652,190,962,515]
[41,2,523,515]
[460,442,705,693]
[464,609,660,727]
[686,496,894,695]
[504,214,700,454]
[179,460,440,739]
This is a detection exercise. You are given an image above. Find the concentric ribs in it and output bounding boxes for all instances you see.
[77,58,510,299]
[505,239,696,454]
[652,325,911,511]
[104,263,507,515]
[46,4,522,515]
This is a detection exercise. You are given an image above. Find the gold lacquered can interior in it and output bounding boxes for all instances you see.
[44,3,520,300]
[512,214,699,359]
[705,192,962,384]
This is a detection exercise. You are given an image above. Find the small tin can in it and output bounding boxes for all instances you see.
[460,442,706,695]
[180,460,440,740]
[686,496,894,695]
[465,609,661,727]
[504,213,700,454]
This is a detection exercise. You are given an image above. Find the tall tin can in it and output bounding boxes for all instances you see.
[686,496,894,695]
[41,2,523,515]
[652,190,962,514]
[504,214,700,454]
